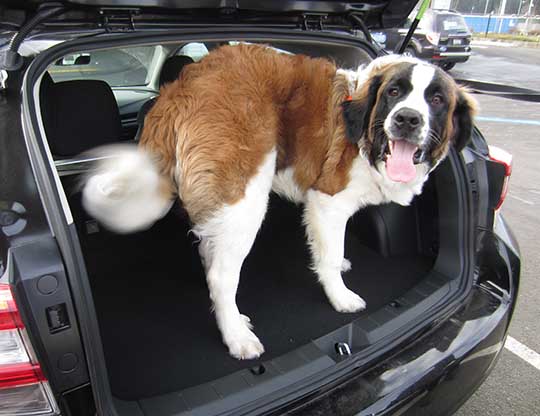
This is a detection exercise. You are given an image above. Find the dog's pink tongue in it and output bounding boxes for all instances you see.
[386,141,418,183]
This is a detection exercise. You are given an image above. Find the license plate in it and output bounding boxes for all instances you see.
[453,39,463,45]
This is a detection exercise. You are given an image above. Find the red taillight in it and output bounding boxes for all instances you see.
[0,284,24,330]
[0,284,58,414]
[488,145,513,210]
[426,31,440,45]
[0,363,45,389]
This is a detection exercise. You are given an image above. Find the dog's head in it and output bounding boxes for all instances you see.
[342,55,477,183]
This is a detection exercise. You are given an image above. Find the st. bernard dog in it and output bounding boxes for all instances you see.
[82,44,477,360]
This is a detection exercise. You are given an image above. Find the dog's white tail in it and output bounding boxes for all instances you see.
[82,145,174,233]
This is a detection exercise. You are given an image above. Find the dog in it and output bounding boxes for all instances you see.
[82,44,477,360]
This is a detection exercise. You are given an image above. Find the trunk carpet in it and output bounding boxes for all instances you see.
[80,195,433,400]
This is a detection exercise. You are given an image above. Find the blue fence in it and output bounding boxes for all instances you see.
[462,15,524,33]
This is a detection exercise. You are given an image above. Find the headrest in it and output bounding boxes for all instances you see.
[159,55,194,87]
[46,80,122,157]
[39,72,55,128]
[39,72,54,103]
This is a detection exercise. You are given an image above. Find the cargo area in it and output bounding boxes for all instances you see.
[63,174,440,401]
[34,35,467,412]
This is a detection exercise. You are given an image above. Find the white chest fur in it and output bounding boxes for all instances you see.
[272,154,429,215]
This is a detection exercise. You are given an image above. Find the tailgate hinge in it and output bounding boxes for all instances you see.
[301,13,328,31]
[99,7,140,32]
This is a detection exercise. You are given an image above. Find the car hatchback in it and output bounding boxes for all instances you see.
[0,1,518,416]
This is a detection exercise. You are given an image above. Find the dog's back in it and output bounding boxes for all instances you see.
[138,43,346,223]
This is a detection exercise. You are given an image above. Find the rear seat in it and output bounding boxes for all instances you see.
[45,79,122,157]
[40,76,123,175]
[41,55,193,174]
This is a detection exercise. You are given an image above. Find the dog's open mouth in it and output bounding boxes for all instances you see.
[383,140,424,183]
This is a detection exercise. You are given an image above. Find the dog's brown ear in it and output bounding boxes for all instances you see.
[452,87,477,152]
[341,76,381,144]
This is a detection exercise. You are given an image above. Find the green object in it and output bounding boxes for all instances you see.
[416,0,431,21]
[398,0,431,54]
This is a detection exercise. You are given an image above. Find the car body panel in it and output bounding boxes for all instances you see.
[285,281,515,416]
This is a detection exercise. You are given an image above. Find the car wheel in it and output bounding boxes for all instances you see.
[403,47,416,58]
[441,62,456,71]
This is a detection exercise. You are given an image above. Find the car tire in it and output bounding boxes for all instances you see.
[403,47,416,58]
[441,62,456,71]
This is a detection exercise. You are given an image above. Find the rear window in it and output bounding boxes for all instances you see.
[48,46,159,87]
[436,14,468,32]
[178,42,209,62]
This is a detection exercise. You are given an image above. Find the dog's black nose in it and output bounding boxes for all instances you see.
[392,108,422,131]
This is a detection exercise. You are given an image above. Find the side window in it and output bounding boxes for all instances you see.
[178,42,209,62]
[48,46,159,87]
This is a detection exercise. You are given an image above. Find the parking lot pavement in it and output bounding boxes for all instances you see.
[456,349,540,416]
[451,41,540,89]
[454,94,540,415]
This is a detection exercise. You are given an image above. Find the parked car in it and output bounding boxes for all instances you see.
[373,9,472,70]
[0,1,518,416]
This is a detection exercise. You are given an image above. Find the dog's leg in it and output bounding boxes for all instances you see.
[195,150,276,359]
[304,189,366,313]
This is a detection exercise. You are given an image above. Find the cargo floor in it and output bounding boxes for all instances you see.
[81,196,433,400]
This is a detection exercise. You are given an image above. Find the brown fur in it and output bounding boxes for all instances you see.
[139,45,474,224]
[139,44,357,223]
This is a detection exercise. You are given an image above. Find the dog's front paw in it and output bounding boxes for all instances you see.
[341,258,352,272]
[222,316,264,360]
[226,327,265,360]
[327,287,366,313]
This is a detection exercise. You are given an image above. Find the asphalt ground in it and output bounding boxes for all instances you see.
[452,92,540,414]
[451,40,540,89]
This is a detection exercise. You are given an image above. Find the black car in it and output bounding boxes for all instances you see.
[373,9,472,70]
[0,1,518,416]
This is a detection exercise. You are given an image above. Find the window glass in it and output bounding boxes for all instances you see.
[436,14,468,32]
[178,43,209,62]
[48,46,158,87]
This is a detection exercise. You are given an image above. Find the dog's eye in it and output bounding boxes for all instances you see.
[388,87,400,97]
[431,95,444,105]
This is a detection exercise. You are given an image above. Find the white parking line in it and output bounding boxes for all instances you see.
[476,116,540,126]
[508,194,534,205]
[504,336,540,371]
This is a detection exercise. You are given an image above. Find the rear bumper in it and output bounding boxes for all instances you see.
[431,51,471,64]
[419,44,472,64]
[284,233,519,416]
[437,52,472,57]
